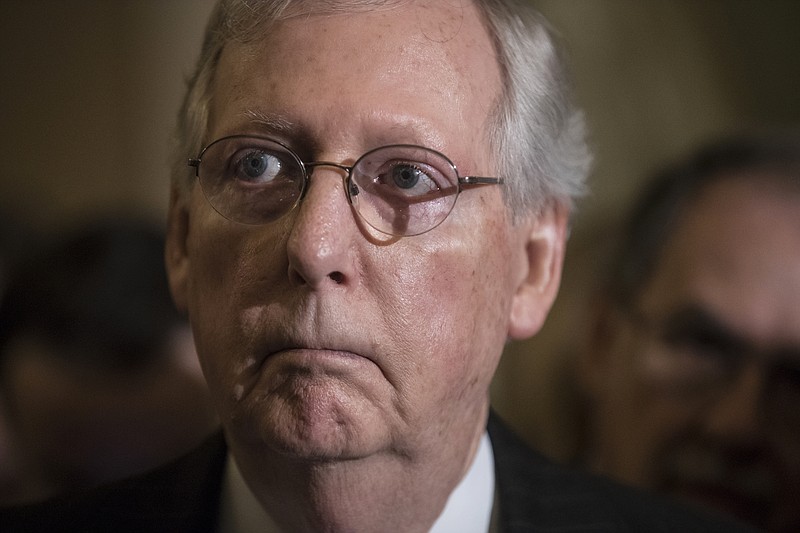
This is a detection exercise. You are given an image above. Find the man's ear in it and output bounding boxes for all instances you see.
[507,200,570,340]
[165,185,191,313]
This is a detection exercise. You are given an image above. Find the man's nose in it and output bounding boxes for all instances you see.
[703,363,765,444]
[285,167,357,289]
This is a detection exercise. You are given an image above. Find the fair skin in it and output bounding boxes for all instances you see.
[582,175,800,532]
[166,2,568,532]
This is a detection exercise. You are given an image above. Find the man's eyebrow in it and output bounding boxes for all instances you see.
[240,109,446,153]
[665,304,800,369]
[242,109,296,134]
[240,109,318,152]
[366,113,446,149]
[662,304,750,353]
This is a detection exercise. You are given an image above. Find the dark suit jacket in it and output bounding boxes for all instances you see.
[2,413,755,532]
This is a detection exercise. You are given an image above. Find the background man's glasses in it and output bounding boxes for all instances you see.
[189,135,504,237]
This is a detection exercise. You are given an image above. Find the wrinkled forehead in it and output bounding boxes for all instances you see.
[217,0,488,54]
[224,1,499,85]
[210,1,502,157]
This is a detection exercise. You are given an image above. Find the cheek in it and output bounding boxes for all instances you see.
[382,233,515,394]
[184,216,288,401]
[603,339,700,448]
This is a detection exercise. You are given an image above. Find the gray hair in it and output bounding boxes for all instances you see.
[172,0,590,218]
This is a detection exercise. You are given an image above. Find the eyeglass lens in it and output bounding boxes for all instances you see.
[194,136,463,236]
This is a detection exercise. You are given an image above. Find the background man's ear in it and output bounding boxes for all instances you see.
[165,186,191,313]
[508,201,570,340]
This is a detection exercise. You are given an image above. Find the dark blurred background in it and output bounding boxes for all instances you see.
[1,0,799,461]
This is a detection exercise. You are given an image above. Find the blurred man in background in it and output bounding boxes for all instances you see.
[0,218,217,505]
[579,132,800,532]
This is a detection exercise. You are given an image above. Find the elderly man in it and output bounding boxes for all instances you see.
[3,1,754,531]
[580,133,800,532]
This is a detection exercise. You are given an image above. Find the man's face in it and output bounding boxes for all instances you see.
[168,2,563,466]
[586,176,800,531]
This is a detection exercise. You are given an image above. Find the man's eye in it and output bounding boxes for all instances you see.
[233,150,282,183]
[668,332,722,357]
[378,162,446,198]
[391,165,426,189]
[662,326,743,371]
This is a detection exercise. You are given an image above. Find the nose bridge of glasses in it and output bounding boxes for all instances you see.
[304,161,352,178]
[304,161,358,199]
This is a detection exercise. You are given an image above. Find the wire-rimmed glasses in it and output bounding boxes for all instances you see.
[188,135,504,237]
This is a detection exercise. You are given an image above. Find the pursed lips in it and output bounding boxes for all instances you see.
[258,338,378,372]
[251,335,400,388]
[271,346,363,362]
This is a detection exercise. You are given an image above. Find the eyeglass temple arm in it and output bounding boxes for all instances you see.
[459,176,504,185]
[188,158,201,176]
[397,176,504,206]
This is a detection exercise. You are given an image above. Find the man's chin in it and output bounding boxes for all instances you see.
[231,396,389,462]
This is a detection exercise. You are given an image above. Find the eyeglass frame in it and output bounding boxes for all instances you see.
[188,134,505,237]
